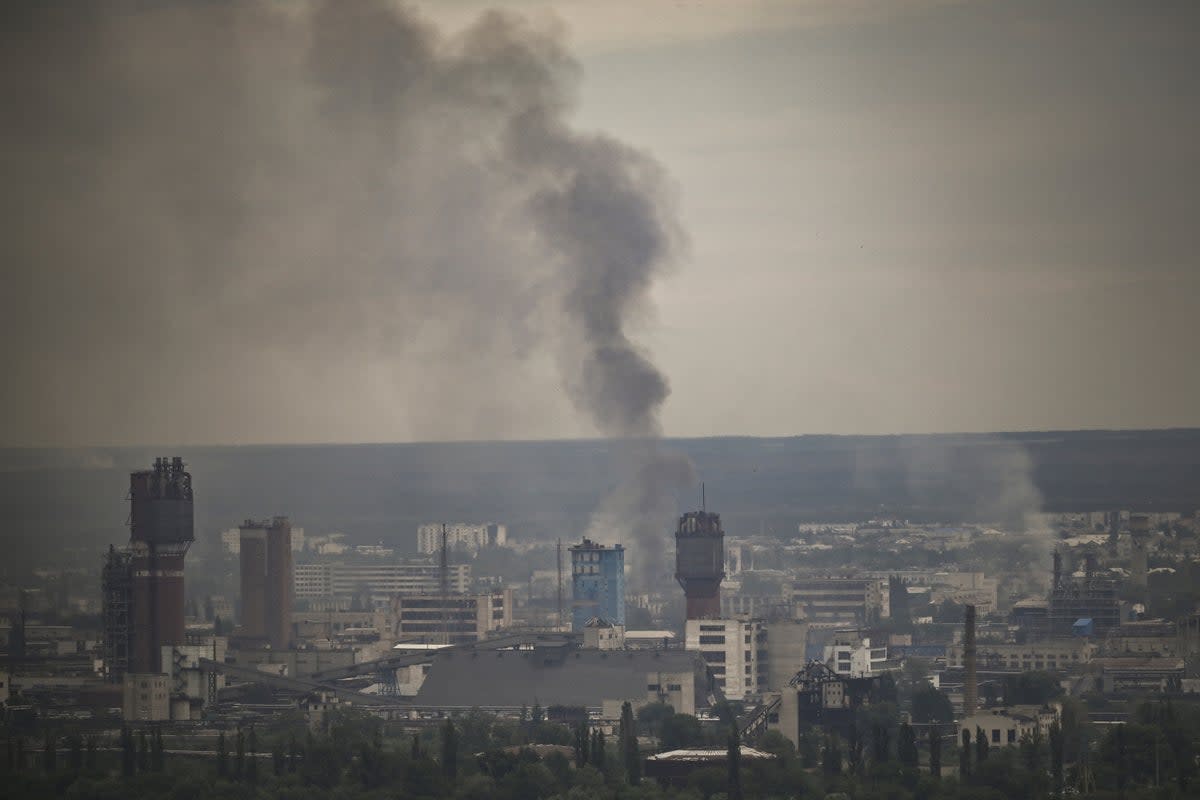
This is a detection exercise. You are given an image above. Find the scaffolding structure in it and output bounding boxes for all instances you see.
[101,545,133,683]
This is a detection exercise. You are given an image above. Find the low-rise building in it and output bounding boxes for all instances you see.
[294,561,470,607]
[123,673,170,722]
[392,589,513,644]
[961,705,1060,747]
[946,639,1096,672]
[790,577,889,625]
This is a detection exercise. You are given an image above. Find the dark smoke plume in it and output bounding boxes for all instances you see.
[1,0,693,582]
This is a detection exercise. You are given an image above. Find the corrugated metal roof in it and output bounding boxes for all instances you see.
[415,647,708,708]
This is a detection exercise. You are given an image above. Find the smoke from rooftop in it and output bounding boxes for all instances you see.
[1,0,694,583]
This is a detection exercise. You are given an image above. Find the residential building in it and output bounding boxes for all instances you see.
[790,577,889,626]
[961,705,1060,747]
[823,634,887,677]
[391,589,513,644]
[293,561,470,606]
[946,639,1096,672]
[570,539,625,630]
[685,617,767,700]
[416,523,507,554]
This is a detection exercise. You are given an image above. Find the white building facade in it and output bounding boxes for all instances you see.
[685,618,766,700]
[416,523,507,554]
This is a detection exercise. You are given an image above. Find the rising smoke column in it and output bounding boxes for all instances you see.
[1,1,692,582]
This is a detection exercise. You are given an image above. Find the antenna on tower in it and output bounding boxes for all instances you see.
[556,539,564,631]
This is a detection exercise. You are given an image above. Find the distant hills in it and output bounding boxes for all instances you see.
[1,429,1198,574]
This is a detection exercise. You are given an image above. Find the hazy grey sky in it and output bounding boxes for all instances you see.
[3,0,1198,446]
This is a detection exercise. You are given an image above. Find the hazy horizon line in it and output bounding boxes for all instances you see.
[2,425,1197,453]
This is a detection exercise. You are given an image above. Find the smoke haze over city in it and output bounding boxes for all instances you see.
[3,0,1199,449]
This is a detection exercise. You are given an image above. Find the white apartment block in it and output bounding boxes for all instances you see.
[294,562,470,602]
[416,523,507,554]
[685,618,767,700]
[822,634,887,677]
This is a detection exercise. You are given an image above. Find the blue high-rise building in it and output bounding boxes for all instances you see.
[570,538,625,631]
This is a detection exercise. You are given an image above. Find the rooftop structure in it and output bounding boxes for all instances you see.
[675,509,725,620]
[414,645,712,715]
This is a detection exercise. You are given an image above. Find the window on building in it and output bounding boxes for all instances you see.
[699,635,725,645]
[667,684,682,692]
[647,684,660,691]
[1008,730,1016,744]
[992,729,1000,743]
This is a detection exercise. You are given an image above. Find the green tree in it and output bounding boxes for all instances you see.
[798,728,820,768]
[1049,720,1064,793]
[216,731,228,778]
[757,730,796,762]
[246,727,257,784]
[847,722,864,774]
[960,728,971,781]
[234,729,244,779]
[42,732,56,774]
[975,726,989,763]
[727,726,743,800]
[661,713,703,750]
[911,686,955,725]
[152,727,164,772]
[620,701,640,784]
[928,727,942,777]
[872,722,890,764]
[898,722,918,768]
[67,734,82,772]
[442,718,458,783]
[591,730,606,772]
[85,736,97,771]
[573,721,588,767]
[823,733,842,776]
[1003,671,1063,705]
[138,730,149,773]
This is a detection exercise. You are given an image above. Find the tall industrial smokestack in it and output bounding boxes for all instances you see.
[963,604,978,717]
[1052,550,1062,590]
[675,509,725,620]
[129,456,193,674]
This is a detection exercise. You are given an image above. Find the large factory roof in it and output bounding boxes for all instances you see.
[414,647,707,709]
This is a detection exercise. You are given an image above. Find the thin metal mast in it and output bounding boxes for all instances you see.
[556,538,564,630]
[439,523,449,645]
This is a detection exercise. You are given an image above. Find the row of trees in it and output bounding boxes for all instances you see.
[6,698,1200,799]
